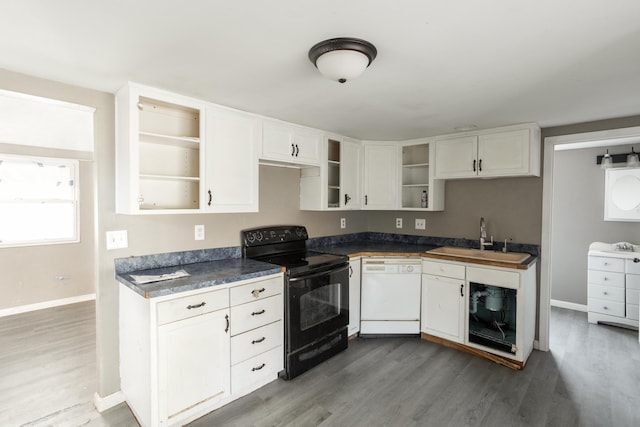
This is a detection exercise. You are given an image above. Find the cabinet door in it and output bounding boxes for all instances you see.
[421,274,465,343]
[362,143,398,209]
[205,109,259,212]
[434,136,478,179]
[158,309,230,419]
[341,140,362,209]
[348,258,361,335]
[477,129,530,177]
[262,120,320,166]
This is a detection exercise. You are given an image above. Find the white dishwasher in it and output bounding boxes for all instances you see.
[360,257,422,334]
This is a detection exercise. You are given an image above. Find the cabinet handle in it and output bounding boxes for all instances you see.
[187,302,206,310]
[478,158,482,172]
[365,195,368,205]
[349,266,353,277]
[473,159,476,172]
[252,363,266,372]
[208,190,212,207]
[251,287,266,298]
[295,144,299,156]
[460,284,464,297]
[345,194,351,205]
[251,309,266,316]
[291,143,295,156]
[252,337,266,344]
[225,314,229,333]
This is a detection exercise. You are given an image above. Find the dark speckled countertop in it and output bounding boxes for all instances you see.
[116,258,283,299]
[318,241,440,257]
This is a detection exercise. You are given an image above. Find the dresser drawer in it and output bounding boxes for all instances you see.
[156,288,229,325]
[230,295,283,336]
[626,288,639,305]
[231,320,283,365]
[588,284,625,302]
[587,270,625,288]
[625,259,640,275]
[422,260,465,280]
[626,274,640,290]
[231,346,283,394]
[230,275,283,306]
[588,256,624,272]
[626,304,639,321]
[588,298,625,317]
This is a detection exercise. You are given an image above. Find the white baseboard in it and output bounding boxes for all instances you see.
[0,293,96,317]
[550,299,587,312]
[93,390,125,412]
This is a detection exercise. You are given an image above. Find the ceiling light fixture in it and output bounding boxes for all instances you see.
[308,37,377,83]
[600,149,613,169]
[626,147,639,167]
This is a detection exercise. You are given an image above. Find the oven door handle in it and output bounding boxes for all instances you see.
[288,264,348,282]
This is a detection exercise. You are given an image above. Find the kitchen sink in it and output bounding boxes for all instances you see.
[426,246,531,264]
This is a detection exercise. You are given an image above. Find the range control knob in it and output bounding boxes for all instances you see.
[255,232,263,241]
[406,265,414,273]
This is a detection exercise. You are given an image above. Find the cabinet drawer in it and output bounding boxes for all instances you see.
[588,298,625,317]
[231,346,283,394]
[156,288,229,325]
[587,270,625,288]
[626,304,639,321]
[422,260,465,279]
[230,276,283,306]
[231,320,283,365]
[230,295,283,336]
[588,256,624,272]
[588,284,624,302]
[626,259,640,275]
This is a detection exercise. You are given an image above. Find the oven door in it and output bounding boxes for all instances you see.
[287,263,349,352]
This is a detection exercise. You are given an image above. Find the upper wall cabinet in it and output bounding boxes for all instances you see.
[205,107,260,213]
[116,83,206,214]
[362,142,398,210]
[400,139,444,211]
[434,124,540,179]
[261,120,321,167]
[300,136,362,211]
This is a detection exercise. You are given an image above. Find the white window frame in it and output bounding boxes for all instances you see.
[0,153,80,248]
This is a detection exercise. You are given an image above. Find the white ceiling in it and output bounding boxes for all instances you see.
[1,0,639,140]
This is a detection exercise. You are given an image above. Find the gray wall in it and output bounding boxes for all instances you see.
[551,145,640,305]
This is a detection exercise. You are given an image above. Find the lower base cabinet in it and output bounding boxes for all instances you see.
[421,260,466,343]
[348,258,361,336]
[119,273,283,427]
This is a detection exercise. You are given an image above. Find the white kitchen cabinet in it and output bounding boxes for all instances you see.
[348,257,361,336]
[116,83,206,214]
[434,124,540,179]
[400,139,444,211]
[158,308,230,419]
[261,119,321,166]
[421,260,466,343]
[362,142,398,209]
[119,273,283,427]
[204,107,259,212]
[300,135,362,210]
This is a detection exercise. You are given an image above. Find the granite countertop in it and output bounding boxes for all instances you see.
[116,258,283,299]
[319,241,440,257]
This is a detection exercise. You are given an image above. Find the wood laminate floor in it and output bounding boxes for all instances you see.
[1,302,638,426]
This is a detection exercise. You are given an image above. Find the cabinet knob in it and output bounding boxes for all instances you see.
[345,194,351,205]
[603,291,608,295]
[603,306,608,310]
[634,258,640,263]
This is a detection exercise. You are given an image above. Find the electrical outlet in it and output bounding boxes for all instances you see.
[396,218,403,228]
[106,230,128,250]
[194,224,205,240]
[340,218,346,229]
[415,219,426,230]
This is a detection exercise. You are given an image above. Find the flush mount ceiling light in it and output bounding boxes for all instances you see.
[308,37,377,83]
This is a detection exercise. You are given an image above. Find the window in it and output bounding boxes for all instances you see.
[0,154,79,247]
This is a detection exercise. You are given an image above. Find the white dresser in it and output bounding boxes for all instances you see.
[588,242,640,330]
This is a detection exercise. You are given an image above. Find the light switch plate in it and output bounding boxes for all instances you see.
[195,224,205,240]
[106,230,128,250]
[415,219,426,230]
[396,218,403,228]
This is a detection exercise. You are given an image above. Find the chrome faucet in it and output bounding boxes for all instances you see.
[480,217,493,250]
